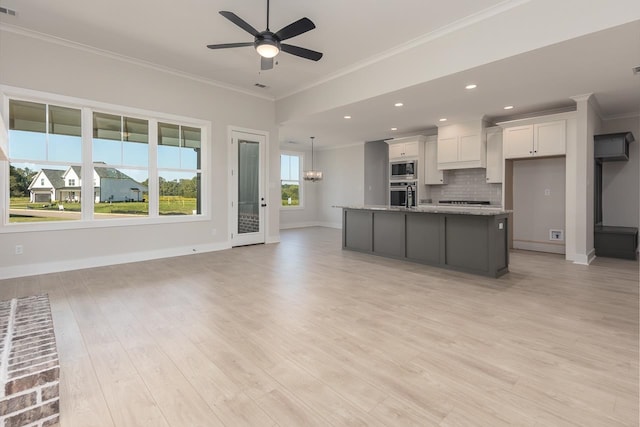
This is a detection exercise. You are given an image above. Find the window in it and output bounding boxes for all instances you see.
[4,92,207,227]
[157,122,202,216]
[93,112,149,218]
[8,100,82,223]
[280,153,302,207]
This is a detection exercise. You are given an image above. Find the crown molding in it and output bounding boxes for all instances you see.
[276,0,532,101]
[0,23,275,102]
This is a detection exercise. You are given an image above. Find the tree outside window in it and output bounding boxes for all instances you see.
[280,153,302,207]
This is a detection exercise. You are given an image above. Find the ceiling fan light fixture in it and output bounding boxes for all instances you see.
[256,39,280,58]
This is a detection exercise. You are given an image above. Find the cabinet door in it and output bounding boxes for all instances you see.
[485,130,503,183]
[388,143,405,159]
[403,141,419,158]
[503,125,533,158]
[459,134,481,162]
[535,120,566,156]
[437,136,459,164]
[425,140,445,184]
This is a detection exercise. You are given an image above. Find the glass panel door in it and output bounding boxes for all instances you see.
[238,140,260,234]
[231,130,266,246]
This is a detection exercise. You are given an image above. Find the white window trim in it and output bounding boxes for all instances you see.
[280,151,304,210]
[0,85,211,233]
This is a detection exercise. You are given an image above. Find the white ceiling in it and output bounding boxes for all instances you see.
[1,0,639,147]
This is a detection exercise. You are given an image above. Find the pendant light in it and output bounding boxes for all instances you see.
[303,136,323,182]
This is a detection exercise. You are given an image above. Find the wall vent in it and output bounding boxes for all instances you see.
[254,83,268,88]
[633,66,640,75]
[0,6,16,15]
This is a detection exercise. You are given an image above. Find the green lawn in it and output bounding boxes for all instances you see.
[9,196,198,220]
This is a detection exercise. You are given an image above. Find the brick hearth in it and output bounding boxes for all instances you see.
[0,295,59,427]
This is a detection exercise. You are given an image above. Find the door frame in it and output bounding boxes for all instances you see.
[228,126,270,247]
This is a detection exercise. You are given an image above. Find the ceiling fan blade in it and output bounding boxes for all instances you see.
[274,17,316,41]
[207,42,254,50]
[281,44,323,61]
[219,11,259,36]
[261,57,274,71]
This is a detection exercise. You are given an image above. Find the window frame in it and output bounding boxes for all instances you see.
[280,151,304,210]
[0,85,211,233]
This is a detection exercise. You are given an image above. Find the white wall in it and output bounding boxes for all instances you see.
[316,144,365,228]
[0,30,278,278]
[279,146,320,229]
[276,0,640,124]
[513,158,566,254]
[600,116,640,228]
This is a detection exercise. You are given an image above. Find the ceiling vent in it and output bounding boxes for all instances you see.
[0,6,16,16]
[633,66,640,75]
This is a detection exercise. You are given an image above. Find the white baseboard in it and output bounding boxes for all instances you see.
[571,248,597,265]
[280,221,342,230]
[316,221,342,229]
[0,241,231,280]
[513,240,565,254]
[279,221,320,230]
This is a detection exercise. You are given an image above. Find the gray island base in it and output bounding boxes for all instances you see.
[339,206,510,278]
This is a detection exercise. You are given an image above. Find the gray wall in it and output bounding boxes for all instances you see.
[513,157,566,254]
[600,116,640,228]
[428,169,502,205]
[316,144,365,228]
[364,140,389,205]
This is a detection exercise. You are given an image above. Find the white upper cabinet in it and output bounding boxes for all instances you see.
[424,136,445,184]
[388,138,420,159]
[503,120,566,159]
[485,127,503,183]
[437,120,487,170]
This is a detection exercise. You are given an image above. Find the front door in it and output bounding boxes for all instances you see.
[231,130,266,246]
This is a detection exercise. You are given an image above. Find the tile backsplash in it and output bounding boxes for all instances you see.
[426,168,502,205]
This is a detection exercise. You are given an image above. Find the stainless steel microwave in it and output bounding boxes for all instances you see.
[390,160,417,180]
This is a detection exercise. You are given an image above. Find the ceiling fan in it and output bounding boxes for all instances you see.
[206,0,323,71]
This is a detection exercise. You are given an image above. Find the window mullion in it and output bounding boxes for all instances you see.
[81,107,94,220]
[148,119,159,217]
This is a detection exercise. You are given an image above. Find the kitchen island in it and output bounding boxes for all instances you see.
[339,205,510,277]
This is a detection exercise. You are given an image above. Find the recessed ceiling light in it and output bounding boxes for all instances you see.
[439,118,447,122]
[391,127,398,131]
[465,84,477,90]
[394,103,403,107]
[343,115,351,119]
[503,105,514,110]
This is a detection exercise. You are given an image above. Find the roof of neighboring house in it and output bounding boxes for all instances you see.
[29,166,147,191]
[34,169,65,190]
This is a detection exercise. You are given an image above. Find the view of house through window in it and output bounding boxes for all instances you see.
[6,97,205,224]
[8,100,83,223]
[93,112,149,219]
[280,153,302,207]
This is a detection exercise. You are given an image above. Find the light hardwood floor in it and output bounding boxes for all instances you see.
[1,227,638,426]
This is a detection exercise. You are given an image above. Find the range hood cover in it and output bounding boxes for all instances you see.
[594,132,635,161]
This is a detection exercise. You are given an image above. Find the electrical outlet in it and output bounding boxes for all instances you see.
[544,189,551,196]
[15,245,23,255]
[549,229,564,241]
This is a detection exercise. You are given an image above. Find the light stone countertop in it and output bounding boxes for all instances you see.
[335,204,511,216]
